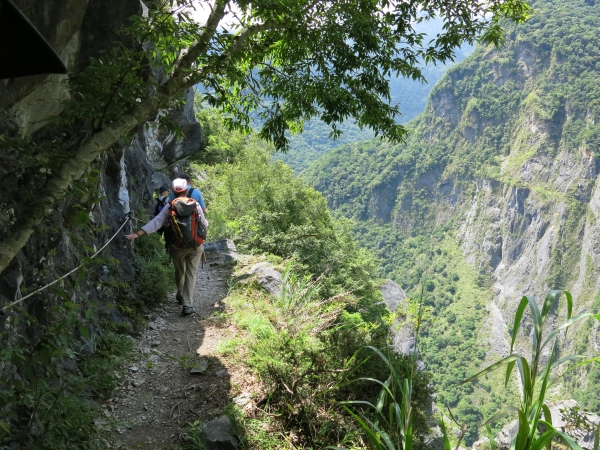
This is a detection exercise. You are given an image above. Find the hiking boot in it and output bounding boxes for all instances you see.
[176,294,183,305]
[182,306,196,316]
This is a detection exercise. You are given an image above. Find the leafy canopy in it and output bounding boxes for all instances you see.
[135,0,531,149]
[186,0,529,149]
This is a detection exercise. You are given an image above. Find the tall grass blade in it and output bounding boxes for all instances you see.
[506,360,516,387]
[540,291,561,326]
[483,406,520,426]
[440,418,452,450]
[553,430,584,450]
[593,423,599,450]
[550,354,586,370]
[516,358,532,405]
[341,405,384,450]
[541,406,553,450]
[530,429,558,450]
[405,420,413,450]
[462,355,521,385]
[528,343,556,442]
[541,313,595,350]
[565,291,573,320]
[375,376,392,426]
[363,346,399,380]
[525,296,542,358]
[485,424,498,450]
[515,409,530,450]
[511,297,530,352]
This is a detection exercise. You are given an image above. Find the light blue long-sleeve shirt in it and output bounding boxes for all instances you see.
[169,186,206,209]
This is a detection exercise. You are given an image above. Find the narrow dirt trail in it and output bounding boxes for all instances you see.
[104,250,252,449]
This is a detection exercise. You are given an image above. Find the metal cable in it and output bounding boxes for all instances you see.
[0,214,133,314]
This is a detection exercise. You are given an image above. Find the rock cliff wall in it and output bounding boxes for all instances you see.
[0,0,203,320]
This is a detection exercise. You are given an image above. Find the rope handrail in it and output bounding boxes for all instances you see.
[0,214,134,314]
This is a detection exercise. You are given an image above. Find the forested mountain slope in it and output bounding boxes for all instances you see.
[304,0,600,439]
[275,37,474,173]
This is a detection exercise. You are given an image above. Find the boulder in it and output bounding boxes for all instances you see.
[204,239,237,253]
[248,263,282,296]
[202,415,239,450]
[494,400,599,450]
[381,280,407,312]
[380,280,415,356]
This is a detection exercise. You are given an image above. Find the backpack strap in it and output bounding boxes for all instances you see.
[187,187,195,198]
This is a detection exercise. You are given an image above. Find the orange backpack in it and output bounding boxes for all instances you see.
[164,197,206,249]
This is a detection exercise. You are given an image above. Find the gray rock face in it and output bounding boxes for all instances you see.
[204,239,238,254]
[204,239,241,267]
[380,280,416,356]
[0,0,204,339]
[202,416,239,450]
[493,400,600,450]
[381,280,407,312]
[248,263,282,296]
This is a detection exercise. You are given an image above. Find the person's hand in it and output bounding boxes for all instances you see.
[125,233,139,241]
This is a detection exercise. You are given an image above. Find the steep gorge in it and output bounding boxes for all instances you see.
[304,0,600,437]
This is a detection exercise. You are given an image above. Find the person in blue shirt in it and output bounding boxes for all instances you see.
[169,173,207,213]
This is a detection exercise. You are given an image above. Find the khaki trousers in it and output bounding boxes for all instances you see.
[171,245,204,307]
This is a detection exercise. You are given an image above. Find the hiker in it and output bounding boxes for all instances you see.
[169,173,207,213]
[125,178,208,316]
[154,185,169,236]
[154,185,169,217]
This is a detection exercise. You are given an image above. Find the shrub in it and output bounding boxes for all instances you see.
[132,232,174,307]
[225,265,432,448]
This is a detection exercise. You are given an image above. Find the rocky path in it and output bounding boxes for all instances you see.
[103,248,253,449]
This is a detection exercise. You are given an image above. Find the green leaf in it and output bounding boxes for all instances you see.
[540,290,561,327]
[565,291,573,321]
[541,407,553,450]
[341,405,384,450]
[462,354,521,385]
[0,421,10,433]
[486,424,498,450]
[525,295,542,352]
[439,419,452,450]
[515,409,530,450]
[79,326,90,340]
[483,406,520,426]
[530,428,558,450]
[551,354,586,370]
[510,297,529,352]
[541,313,595,350]
[505,360,516,387]
[553,429,584,450]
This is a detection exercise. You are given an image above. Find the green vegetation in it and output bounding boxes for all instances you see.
[0,301,135,449]
[0,0,531,274]
[132,231,176,307]
[186,109,434,448]
[194,136,378,300]
[463,291,600,450]
[199,262,432,449]
[275,48,474,173]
